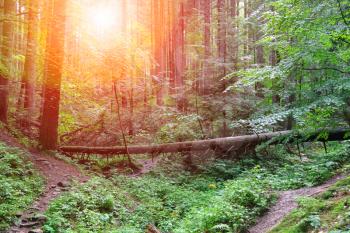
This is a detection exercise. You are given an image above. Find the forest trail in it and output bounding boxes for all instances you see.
[130,156,160,177]
[0,130,89,233]
[248,174,345,233]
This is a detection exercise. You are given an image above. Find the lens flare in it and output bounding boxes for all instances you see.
[88,6,117,32]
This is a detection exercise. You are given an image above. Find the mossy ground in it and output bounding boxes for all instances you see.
[270,176,350,233]
[0,143,44,231]
[43,143,350,233]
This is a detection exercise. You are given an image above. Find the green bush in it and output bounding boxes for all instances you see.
[0,143,44,231]
[271,176,350,233]
[44,143,350,233]
[156,113,203,142]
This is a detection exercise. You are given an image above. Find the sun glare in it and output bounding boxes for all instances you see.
[88,6,117,32]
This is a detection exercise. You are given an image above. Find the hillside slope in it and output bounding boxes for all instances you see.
[270,175,350,233]
[0,143,44,231]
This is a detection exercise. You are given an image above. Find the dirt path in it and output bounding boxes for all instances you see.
[0,130,89,233]
[248,174,345,233]
[130,156,160,177]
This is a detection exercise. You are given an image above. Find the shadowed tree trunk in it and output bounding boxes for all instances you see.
[60,128,350,155]
[151,0,165,106]
[0,0,16,123]
[21,0,39,128]
[175,1,186,111]
[39,0,67,150]
[201,0,211,95]
[217,0,229,137]
[121,0,128,109]
[217,0,227,74]
[255,1,265,98]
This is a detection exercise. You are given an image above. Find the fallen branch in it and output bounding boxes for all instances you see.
[60,128,349,156]
[60,111,106,143]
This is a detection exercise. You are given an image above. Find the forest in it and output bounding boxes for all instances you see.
[0,0,350,232]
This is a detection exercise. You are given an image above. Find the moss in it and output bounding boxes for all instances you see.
[0,143,44,231]
[270,176,350,233]
[44,143,350,233]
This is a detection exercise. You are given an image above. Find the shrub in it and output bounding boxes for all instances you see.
[0,143,44,231]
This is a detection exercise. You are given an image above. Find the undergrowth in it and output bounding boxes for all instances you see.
[270,176,350,233]
[43,142,350,233]
[203,143,350,190]
[0,143,44,231]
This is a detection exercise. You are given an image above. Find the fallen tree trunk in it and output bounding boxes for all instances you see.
[60,128,349,155]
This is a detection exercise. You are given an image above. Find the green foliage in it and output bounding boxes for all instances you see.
[174,177,273,233]
[44,143,350,233]
[156,113,203,142]
[0,143,44,231]
[58,112,77,136]
[44,173,273,233]
[271,175,350,233]
[44,176,209,233]
[205,143,350,190]
[228,0,350,133]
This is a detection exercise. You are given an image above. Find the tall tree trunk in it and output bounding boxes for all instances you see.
[21,0,39,127]
[0,0,16,123]
[0,0,3,46]
[270,38,280,104]
[217,0,227,75]
[168,0,176,95]
[229,0,239,71]
[39,0,67,150]
[174,1,186,111]
[217,0,229,137]
[202,0,211,95]
[255,1,265,98]
[158,0,166,106]
[243,0,249,56]
[121,0,128,108]
[151,0,164,106]
[128,56,135,136]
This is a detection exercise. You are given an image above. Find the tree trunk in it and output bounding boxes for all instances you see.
[255,1,265,98]
[217,0,226,74]
[21,0,39,127]
[60,128,350,155]
[229,0,238,71]
[0,0,16,123]
[174,1,186,111]
[121,0,128,109]
[146,225,161,233]
[39,0,67,150]
[151,0,165,106]
[270,43,280,104]
[217,0,229,137]
[201,0,211,95]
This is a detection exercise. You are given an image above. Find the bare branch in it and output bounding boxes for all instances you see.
[336,0,350,27]
[303,67,350,74]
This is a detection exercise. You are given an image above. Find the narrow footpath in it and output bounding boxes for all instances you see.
[249,174,345,233]
[0,130,89,233]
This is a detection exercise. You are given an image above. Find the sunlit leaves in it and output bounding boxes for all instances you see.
[226,0,350,132]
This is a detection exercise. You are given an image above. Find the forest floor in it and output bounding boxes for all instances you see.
[2,128,350,232]
[0,130,89,233]
[249,174,345,233]
[130,156,160,177]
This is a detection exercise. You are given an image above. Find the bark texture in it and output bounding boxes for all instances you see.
[0,0,16,123]
[39,0,67,150]
[22,0,39,124]
[60,128,349,155]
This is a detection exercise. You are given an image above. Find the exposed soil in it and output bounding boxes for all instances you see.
[1,128,346,233]
[248,174,345,233]
[0,130,89,233]
[130,156,160,177]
